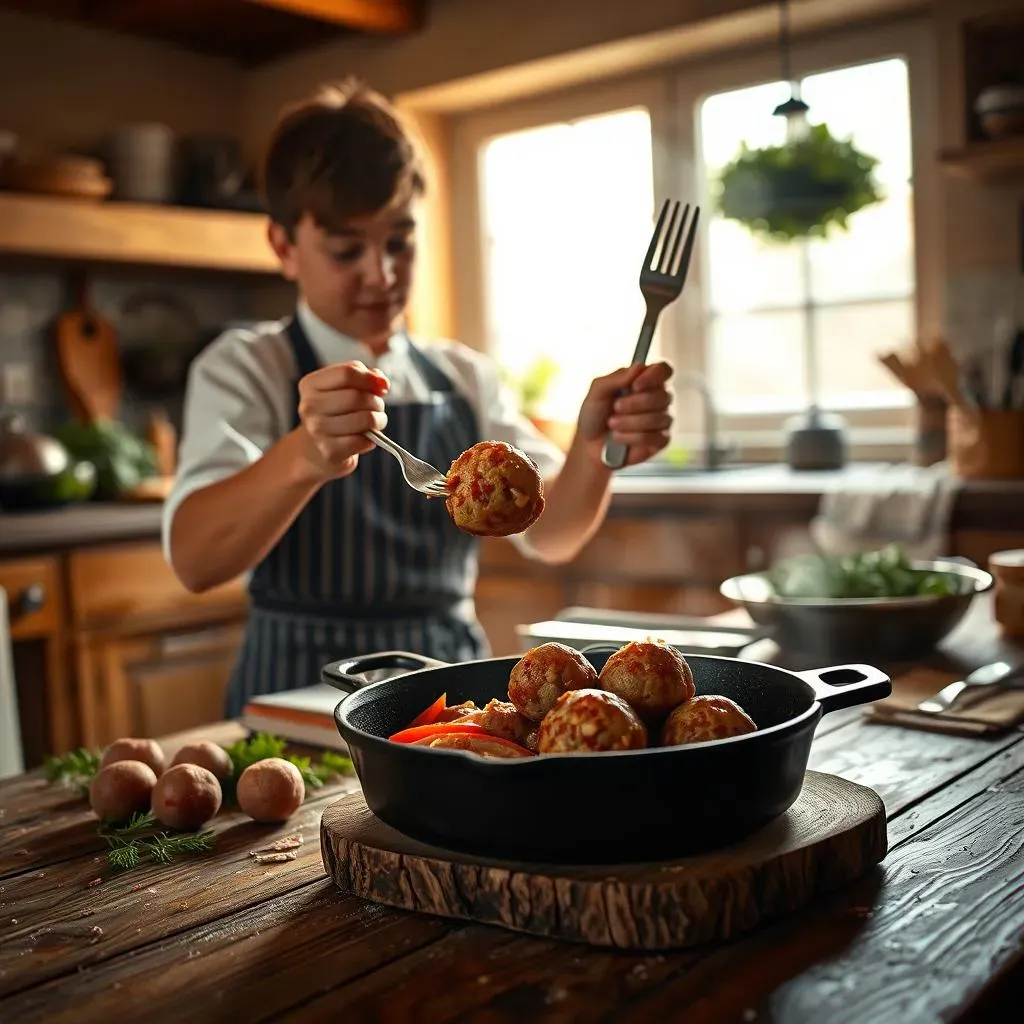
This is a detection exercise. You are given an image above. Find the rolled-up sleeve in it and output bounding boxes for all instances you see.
[161,328,294,566]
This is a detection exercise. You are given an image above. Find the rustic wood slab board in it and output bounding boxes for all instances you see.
[320,770,887,951]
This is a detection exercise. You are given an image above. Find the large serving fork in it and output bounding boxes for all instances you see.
[366,429,448,497]
[601,199,701,470]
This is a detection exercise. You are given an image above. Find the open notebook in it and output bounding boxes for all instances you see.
[240,684,349,751]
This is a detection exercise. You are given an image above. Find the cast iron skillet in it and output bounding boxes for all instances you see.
[322,647,891,864]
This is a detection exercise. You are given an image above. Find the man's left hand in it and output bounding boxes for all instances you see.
[576,361,674,468]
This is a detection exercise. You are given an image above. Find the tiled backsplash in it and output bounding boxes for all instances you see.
[0,270,252,433]
[944,266,1024,359]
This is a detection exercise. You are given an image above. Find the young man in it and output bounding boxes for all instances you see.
[163,80,674,714]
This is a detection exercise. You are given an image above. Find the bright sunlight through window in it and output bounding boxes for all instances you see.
[699,58,915,416]
[479,108,655,424]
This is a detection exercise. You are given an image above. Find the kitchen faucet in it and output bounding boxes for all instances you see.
[681,371,731,470]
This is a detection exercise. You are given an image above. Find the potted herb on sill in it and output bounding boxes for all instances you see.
[502,356,573,450]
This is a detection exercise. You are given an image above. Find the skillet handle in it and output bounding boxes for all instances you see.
[321,650,449,695]
[797,664,892,714]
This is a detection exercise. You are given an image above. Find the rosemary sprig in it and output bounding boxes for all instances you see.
[99,811,215,873]
[43,747,101,795]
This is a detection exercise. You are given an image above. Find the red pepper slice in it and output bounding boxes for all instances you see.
[408,692,447,728]
[411,732,535,758]
[389,722,489,744]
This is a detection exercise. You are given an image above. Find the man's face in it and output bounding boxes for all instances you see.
[269,202,416,349]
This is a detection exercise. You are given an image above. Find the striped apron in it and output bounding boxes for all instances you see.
[224,314,487,717]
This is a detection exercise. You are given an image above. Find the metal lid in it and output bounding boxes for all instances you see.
[0,412,70,480]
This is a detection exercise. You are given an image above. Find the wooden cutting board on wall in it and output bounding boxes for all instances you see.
[55,277,123,422]
[321,771,887,951]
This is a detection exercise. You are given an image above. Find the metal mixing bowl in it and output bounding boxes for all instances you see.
[719,558,994,663]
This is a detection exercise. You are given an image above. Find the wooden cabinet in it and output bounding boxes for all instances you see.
[0,555,70,766]
[77,623,245,741]
[68,542,249,749]
[3,540,249,763]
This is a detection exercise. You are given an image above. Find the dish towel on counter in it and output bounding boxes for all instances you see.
[863,665,1024,737]
[809,461,962,561]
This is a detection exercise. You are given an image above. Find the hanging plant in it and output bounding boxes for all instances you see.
[712,122,884,243]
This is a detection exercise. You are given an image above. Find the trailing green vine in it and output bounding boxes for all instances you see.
[713,122,883,243]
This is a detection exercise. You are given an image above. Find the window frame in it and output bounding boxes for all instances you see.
[450,17,941,462]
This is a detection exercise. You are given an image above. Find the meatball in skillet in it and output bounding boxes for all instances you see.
[537,689,648,754]
[462,699,535,748]
[598,639,695,720]
[508,642,598,721]
[661,695,757,747]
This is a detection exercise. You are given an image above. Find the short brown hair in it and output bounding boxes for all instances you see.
[261,78,425,236]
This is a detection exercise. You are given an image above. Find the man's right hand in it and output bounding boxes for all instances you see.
[295,360,390,480]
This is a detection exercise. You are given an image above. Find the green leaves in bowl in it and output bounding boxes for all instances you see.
[765,545,964,600]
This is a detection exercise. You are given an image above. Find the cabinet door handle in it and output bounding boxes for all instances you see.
[17,584,46,615]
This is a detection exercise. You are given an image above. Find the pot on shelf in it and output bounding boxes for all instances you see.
[0,412,96,511]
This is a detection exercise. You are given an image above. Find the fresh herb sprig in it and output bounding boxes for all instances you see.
[99,811,215,873]
[221,733,354,799]
[43,747,101,795]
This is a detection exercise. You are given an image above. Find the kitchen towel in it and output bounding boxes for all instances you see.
[863,663,1024,737]
[810,461,962,561]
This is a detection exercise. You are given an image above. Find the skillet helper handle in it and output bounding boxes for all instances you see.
[797,664,892,714]
[321,650,448,694]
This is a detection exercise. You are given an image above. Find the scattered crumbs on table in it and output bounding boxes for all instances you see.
[476,975,490,985]
[90,926,103,941]
[15,849,28,858]
[86,878,101,888]
[9,919,16,925]
[78,909,95,918]
[250,833,304,854]
[249,851,298,864]
[130,883,144,892]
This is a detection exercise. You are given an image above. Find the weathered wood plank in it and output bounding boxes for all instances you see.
[0,881,457,1024]
[807,714,1022,813]
[6,737,1021,1023]
[267,738,1024,1024]
[613,759,1024,1024]
[0,777,359,997]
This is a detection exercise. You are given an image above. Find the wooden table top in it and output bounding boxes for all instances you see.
[2,609,1023,1022]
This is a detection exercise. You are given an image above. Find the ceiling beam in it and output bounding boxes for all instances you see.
[239,0,420,34]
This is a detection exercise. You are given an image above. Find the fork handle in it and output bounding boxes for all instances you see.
[601,320,657,470]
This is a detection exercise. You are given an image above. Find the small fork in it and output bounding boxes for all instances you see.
[601,199,701,470]
[366,429,448,497]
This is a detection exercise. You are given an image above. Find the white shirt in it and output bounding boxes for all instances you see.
[162,301,566,566]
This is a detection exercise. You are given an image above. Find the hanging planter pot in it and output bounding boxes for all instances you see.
[713,123,884,244]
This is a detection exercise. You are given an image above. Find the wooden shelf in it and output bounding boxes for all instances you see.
[940,137,1024,181]
[0,0,422,65]
[0,193,278,274]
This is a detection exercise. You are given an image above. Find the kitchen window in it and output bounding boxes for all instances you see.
[452,20,938,459]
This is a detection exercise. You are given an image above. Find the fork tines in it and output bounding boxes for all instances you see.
[644,199,700,284]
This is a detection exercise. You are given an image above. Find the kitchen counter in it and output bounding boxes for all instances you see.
[2,464,1022,555]
[2,611,1022,1023]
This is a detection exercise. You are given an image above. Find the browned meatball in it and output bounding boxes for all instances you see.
[599,640,696,720]
[445,441,545,537]
[661,695,757,747]
[508,642,599,721]
[537,688,648,754]
[462,699,535,747]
